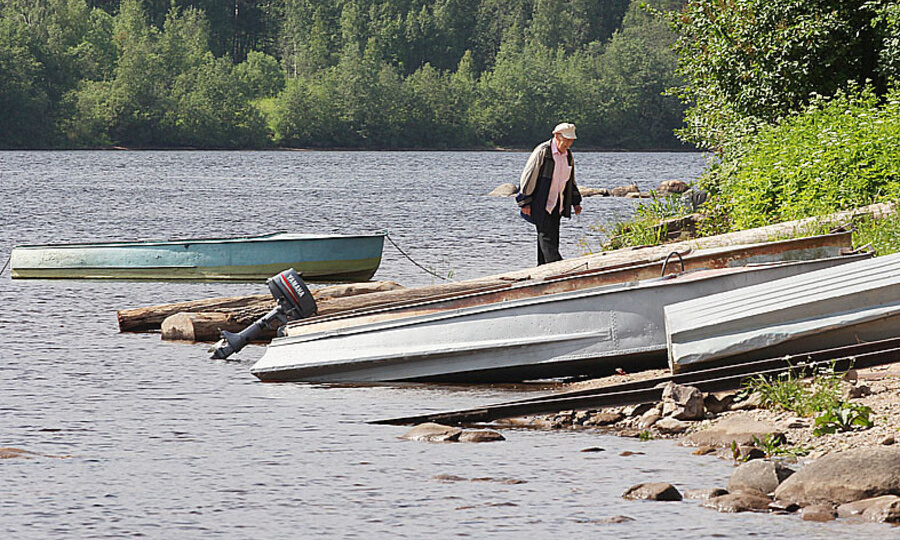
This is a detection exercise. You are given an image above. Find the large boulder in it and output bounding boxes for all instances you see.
[661,382,705,420]
[683,413,783,448]
[622,482,682,501]
[728,460,795,495]
[610,184,639,197]
[774,447,900,506]
[657,180,689,195]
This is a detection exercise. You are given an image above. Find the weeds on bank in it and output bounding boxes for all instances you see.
[595,193,688,251]
[592,193,900,255]
[731,435,810,463]
[742,362,874,437]
[852,212,900,256]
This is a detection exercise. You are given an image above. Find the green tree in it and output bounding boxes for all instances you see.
[595,1,684,148]
[234,49,285,98]
[669,0,894,152]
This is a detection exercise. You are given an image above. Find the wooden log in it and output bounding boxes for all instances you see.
[161,311,278,342]
[117,280,403,332]
[118,294,273,332]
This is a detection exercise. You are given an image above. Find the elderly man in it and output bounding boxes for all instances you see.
[516,122,583,265]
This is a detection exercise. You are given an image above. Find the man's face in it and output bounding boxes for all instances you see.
[555,133,574,152]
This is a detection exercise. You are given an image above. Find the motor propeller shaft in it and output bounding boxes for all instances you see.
[209,268,317,360]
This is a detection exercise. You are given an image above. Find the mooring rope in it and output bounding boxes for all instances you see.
[384,234,451,282]
[0,253,10,276]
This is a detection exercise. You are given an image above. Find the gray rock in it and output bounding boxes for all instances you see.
[728,460,795,495]
[728,391,764,411]
[655,417,688,434]
[683,413,783,448]
[622,482,682,501]
[623,403,655,417]
[573,410,592,424]
[801,504,836,522]
[579,187,610,197]
[625,191,652,198]
[400,423,462,442]
[661,382,705,420]
[704,393,733,415]
[680,188,709,211]
[861,496,900,523]
[882,435,896,446]
[684,488,729,500]
[584,411,624,426]
[638,409,661,428]
[489,183,518,197]
[701,491,772,513]
[433,474,468,482]
[458,430,505,443]
[845,383,871,399]
[837,495,900,518]
[735,445,767,462]
[774,447,900,507]
[657,180,689,195]
[594,515,635,524]
[610,184,639,197]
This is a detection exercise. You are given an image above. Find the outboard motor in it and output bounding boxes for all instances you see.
[209,268,317,360]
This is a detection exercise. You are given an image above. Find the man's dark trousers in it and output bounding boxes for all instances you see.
[536,208,562,265]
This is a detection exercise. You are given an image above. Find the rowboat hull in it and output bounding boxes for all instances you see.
[282,232,856,337]
[251,254,868,383]
[10,232,385,282]
[666,251,900,372]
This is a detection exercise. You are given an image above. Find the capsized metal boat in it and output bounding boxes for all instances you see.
[665,251,900,372]
[10,231,385,282]
[277,232,857,336]
[250,253,870,383]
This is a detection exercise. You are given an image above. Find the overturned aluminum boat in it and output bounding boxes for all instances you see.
[250,253,869,383]
[665,251,900,373]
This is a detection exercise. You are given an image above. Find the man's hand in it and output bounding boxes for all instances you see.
[521,206,532,216]
[574,205,582,215]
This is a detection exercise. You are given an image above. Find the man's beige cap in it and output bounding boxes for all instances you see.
[552,122,577,139]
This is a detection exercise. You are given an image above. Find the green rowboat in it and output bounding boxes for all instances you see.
[10,231,385,282]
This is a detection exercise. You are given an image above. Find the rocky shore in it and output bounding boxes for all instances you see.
[494,362,900,524]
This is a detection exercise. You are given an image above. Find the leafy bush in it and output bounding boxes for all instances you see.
[743,363,844,418]
[743,362,876,437]
[707,87,900,229]
[812,403,875,435]
[594,193,691,251]
[668,0,897,152]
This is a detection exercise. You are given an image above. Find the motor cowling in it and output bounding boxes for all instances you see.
[209,268,317,360]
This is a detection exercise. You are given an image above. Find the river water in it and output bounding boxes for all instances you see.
[0,151,888,538]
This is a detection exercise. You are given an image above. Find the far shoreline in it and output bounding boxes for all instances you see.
[0,144,704,153]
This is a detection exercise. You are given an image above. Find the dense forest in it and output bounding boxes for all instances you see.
[0,0,686,149]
